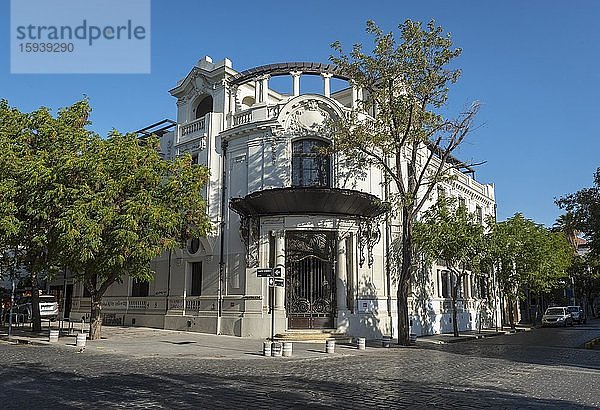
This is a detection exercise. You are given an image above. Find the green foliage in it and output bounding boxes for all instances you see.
[330,19,478,207]
[56,132,211,297]
[0,99,92,280]
[557,168,600,258]
[485,213,572,298]
[330,19,480,344]
[0,99,211,336]
[414,198,485,276]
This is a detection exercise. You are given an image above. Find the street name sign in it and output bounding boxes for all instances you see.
[256,268,272,277]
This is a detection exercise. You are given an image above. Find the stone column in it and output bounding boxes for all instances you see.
[274,230,286,310]
[336,237,347,311]
[254,78,260,103]
[260,75,270,103]
[351,81,364,109]
[290,71,302,96]
[465,274,470,299]
[321,73,333,97]
[229,85,237,115]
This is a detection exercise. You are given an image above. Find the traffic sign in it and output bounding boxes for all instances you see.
[273,278,285,287]
[273,267,282,277]
[256,268,273,277]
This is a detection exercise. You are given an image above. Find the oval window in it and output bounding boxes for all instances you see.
[188,238,201,254]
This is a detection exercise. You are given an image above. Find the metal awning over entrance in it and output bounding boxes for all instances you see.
[229,187,388,218]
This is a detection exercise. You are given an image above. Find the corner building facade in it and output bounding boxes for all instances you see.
[67,56,500,339]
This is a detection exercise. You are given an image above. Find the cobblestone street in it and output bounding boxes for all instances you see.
[1,322,599,409]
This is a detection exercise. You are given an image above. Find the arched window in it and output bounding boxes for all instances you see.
[194,95,213,119]
[292,139,331,188]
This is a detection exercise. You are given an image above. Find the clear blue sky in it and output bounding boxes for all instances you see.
[2,0,599,227]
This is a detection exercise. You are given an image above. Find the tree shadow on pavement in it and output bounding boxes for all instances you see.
[0,357,595,409]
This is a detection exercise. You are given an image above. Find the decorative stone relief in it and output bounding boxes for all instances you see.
[358,220,381,268]
[240,216,260,268]
[166,139,173,159]
[282,98,337,137]
[176,70,210,107]
[177,137,206,154]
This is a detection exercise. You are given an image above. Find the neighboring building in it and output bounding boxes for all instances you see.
[62,56,499,338]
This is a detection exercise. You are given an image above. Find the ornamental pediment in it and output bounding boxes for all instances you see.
[278,95,344,137]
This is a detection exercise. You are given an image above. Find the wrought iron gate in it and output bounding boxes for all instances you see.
[285,231,336,329]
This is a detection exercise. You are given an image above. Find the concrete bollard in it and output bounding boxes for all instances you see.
[357,337,366,350]
[49,329,59,343]
[76,333,86,347]
[263,341,272,357]
[326,339,335,354]
[282,342,293,357]
[409,333,418,344]
[271,342,282,357]
[382,336,391,348]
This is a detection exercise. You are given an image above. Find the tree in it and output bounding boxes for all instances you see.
[0,100,91,331]
[56,132,211,339]
[569,253,600,317]
[1,99,211,339]
[414,198,485,336]
[330,20,481,344]
[557,168,600,258]
[485,214,572,328]
[552,212,580,250]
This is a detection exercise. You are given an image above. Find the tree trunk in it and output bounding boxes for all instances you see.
[89,294,102,340]
[397,206,413,346]
[508,295,515,330]
[524,286,532,324]
[30,272,42,332]
[397,280,410,346]
[451,275,459,337]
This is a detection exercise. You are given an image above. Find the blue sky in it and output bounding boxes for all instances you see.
[1,0,599,227]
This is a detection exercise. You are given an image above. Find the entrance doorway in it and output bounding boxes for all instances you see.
[285,231,336,329]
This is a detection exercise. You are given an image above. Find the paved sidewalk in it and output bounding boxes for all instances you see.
[416,326,532,344]
[0,324,371,360]
[0,322,531,359]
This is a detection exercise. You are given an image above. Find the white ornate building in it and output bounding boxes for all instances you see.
[64,56,500,339]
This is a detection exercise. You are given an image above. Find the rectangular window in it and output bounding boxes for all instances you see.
[190,262,202,296]
[292,139,331,188]
[476,205,483,225]
[131,279,149,297]
[441,270,449,298]
[437,186,446,200]
[82,285,91,298]
[458,197,466,208]
[480,277,488,299]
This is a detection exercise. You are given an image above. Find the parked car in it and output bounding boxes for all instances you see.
[14,295,59,321]
[567,306,586,324]
[541,307,573,327]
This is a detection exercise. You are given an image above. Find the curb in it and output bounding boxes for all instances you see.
[583,337,600,350]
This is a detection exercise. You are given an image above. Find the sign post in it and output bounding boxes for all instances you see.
[256,267,285,342]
